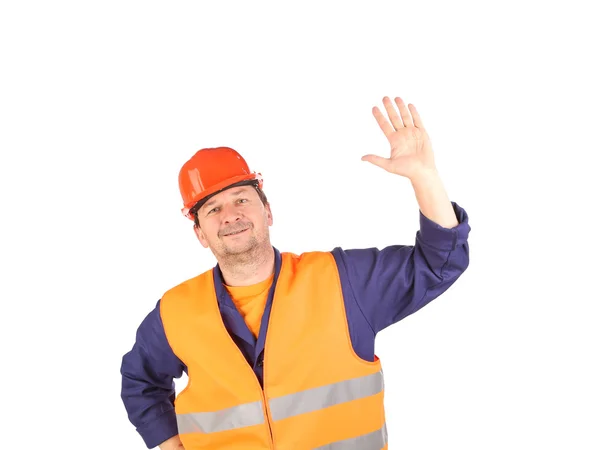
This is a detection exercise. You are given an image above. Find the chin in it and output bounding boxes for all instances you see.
[213,233,268,257]
[222,240,258,256]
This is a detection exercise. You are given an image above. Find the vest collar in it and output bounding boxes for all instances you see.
[212,247,282,302]
[212,247,282,356]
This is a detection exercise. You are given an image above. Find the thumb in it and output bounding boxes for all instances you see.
[361,154,391,170]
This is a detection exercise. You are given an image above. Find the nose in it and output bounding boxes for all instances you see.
[221,202,243,224]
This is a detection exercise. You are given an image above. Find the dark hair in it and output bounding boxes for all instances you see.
[191,180,269,228]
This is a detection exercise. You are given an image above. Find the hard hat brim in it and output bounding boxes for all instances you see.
[181,172,263,220]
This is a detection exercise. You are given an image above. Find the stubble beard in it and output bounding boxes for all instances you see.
[217,227,270,265]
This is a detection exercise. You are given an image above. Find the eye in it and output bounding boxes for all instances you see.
[238,198,248,204]
[207,207,220,215]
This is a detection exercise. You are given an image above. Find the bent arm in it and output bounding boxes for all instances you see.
[121,300,186,449]
[334,201,470,334]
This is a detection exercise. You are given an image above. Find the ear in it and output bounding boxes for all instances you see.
[265,203,273,226]
[193,224,210,248]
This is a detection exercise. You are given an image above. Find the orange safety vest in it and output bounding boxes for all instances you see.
[160,251,388,449]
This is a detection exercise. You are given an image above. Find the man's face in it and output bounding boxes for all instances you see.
[194,185,273,258]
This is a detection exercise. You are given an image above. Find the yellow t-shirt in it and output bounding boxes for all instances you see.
[225,273,274,339]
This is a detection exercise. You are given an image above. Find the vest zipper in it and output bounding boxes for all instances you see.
[261,387,275,448]
[255,358,274,449]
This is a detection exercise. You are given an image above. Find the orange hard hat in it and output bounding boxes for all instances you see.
[178,147,263,220]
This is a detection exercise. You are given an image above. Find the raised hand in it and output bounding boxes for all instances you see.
[362,96,436,180]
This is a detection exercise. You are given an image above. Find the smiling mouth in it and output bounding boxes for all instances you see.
[223,228,249,237]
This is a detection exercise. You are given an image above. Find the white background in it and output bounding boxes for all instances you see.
[1,1,599,449]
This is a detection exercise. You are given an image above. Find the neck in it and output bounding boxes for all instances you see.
[218,245,275,286]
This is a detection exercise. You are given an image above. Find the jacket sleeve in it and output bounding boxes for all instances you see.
[120,299,186,449]
[332,201,471,334]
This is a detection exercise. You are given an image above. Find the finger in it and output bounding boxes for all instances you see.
[394,97,413,127]
[372,106,395,138]
[361,154,392,171]
[383,96,404,130]
[408,103,424,128]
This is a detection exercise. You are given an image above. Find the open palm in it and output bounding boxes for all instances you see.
[362,97,436,180]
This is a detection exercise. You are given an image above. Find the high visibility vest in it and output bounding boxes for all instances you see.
[160,251,388,449]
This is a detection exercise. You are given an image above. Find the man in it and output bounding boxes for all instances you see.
[121,96,471,449]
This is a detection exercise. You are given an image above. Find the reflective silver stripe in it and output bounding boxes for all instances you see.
[269,370,384,421]
[176,400,264,434]
[314,423,388,450]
